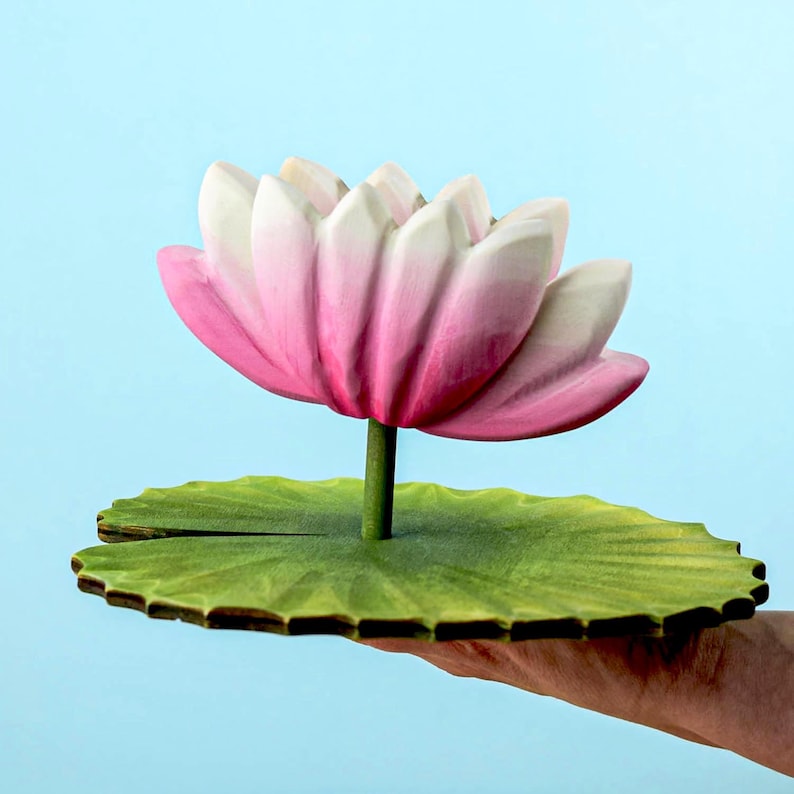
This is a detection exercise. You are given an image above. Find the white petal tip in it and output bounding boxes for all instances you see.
[255,173,316,213]
[365,162,425,224]
[367,161,414,182]
[324,181,394,231]
[277,157,348,216]
[198,162,258,261]
[200,161,258,193]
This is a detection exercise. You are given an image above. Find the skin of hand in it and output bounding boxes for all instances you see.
[362,611,794,776]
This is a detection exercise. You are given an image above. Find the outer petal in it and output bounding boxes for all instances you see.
[157,245,320,403]
[365,162,426,225]
[420,351,648,440]
[398,219,554,426]
[494,198,569,279]
[315,183,394,416]
[367,199,469,425]
[435,174,493,244]
[251,175,331,402]
[279,156,349,217]
[419,259,648,440]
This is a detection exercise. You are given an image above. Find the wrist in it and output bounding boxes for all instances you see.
[660,612,794,775]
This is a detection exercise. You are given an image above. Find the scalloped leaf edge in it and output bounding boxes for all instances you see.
[71,553,768,642]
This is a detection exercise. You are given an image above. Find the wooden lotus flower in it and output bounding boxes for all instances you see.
[158,158,648,441]
[72,160,766,636]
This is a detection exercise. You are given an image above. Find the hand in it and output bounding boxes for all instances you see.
[362,611,794,776]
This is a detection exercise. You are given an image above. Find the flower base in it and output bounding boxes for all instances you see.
[72,476,767,641]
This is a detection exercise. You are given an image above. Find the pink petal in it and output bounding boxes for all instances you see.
[199,165,319,394]
[157,245,321,403]
[278,156,349,217]
[419,351,648,440]
[366,199,469,425]
[418,259,647,439]
[251,176,332,403]
[365,162,426,225]
[435,174,493,244]
[494,198,569,279]
[398,219,554,426]
[315,183,394,416]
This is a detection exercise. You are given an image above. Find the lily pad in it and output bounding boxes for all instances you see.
[73,477,767,640]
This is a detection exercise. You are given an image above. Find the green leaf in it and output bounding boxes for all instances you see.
[74,477,767,640]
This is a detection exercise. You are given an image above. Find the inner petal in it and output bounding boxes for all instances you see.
[251,175,331,403]
[366,199,469,425]
[398,219,554,426]
[315,184,394,417]
[197,162,269,348]
[279,156,349,217]
[365,162,426,225]
[435,174,493,244]
[494,197,569,280]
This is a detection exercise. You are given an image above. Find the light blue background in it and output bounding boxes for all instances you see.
[2,1,792,791]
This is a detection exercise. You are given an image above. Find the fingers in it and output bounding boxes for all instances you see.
[357,638,509,681]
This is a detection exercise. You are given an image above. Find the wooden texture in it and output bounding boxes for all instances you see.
[72,477,767,640]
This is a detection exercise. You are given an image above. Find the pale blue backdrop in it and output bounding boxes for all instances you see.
[2,1,792,791]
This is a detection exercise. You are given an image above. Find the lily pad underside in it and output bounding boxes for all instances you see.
[72,477,767,641]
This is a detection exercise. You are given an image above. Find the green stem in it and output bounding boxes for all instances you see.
[361,418,398,540]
